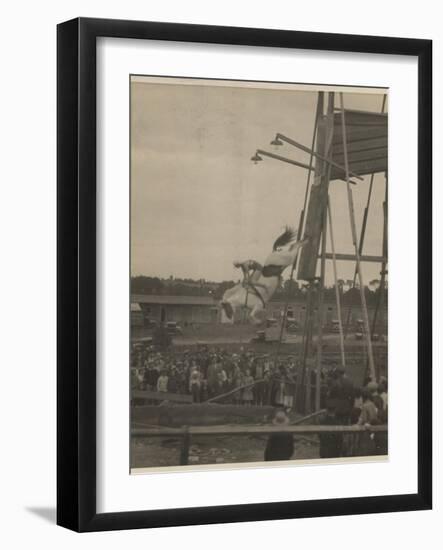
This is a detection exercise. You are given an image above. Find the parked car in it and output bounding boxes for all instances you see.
[286,320,299,333]
[253,330,266,342]
[165,321,183,335]
[143,317,158,329]
[132,336,153,350]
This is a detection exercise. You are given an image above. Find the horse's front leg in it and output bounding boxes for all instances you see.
[220,300,235,323]
[249,302,264,326]
[221,285,245,324]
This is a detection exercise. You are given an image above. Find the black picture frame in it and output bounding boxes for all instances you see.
[57,17,432,532]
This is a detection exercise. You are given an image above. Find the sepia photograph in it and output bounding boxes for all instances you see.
[129,75,388,472]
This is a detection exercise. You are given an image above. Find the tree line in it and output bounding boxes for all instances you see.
[131,276,387,306]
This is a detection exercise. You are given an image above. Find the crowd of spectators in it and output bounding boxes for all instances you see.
[131,345,386,415]
[131,344,302,407]
[131,343,388,458]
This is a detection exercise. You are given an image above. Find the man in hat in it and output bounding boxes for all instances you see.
[327,367,355,425]
[264,409,294,461]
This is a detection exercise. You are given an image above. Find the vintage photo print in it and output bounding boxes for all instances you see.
[130,75,388,473]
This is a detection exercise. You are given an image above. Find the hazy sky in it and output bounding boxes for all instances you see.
[131,77,387,285]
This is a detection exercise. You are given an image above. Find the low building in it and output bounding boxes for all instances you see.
[132,294,219,325]
[131,292,387,332]
[130,302,144,327]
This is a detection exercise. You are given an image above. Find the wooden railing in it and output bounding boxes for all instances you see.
[132,424,387,465]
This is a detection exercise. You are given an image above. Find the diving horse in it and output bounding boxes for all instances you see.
[220,227,308,325]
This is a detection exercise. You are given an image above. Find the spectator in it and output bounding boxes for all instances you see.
[283,370,297,412]
[207,358,219,397]
[318,404,342,458]
[357,389,379,455]
[327,368,355,425]
[157,370,169,393]
[189,367,201,403]
[264,409,294,461]
[242,369,254,406]
[167,367,179,393]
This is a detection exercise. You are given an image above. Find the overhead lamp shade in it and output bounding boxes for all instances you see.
[270,137,283,147]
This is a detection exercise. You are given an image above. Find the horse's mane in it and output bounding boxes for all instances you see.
[272,226,296,250]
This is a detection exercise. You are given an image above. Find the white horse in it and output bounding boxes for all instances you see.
[220,227,308,325]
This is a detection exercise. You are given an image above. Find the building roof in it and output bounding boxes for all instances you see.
[132,294,217,306]
[130,302,142,312]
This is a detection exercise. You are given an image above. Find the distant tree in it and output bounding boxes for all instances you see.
[131,276,164,295]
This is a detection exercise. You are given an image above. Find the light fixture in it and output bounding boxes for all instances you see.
[250,152,263,165]
[270,136,283,148]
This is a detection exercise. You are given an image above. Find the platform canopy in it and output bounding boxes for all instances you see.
[330,109,388,180]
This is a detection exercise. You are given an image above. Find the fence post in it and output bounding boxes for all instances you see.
[180,427,190,465]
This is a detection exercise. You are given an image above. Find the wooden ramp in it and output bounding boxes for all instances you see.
[132,390,193,404]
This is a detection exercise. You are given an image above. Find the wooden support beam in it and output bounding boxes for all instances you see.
[320,253,387,263]
[180,428,190,465]
[339,94,376,381]
[205,379,263,404]
[297,116,329,280]
[331,157,388,179]
[315,93,335,412]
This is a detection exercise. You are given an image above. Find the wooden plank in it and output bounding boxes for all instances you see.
[332,135,387,155]
[338,109,388,126]
[297,116,328,280]
[205,379,263,404]
[333,147,387,166]
[331,157,388,179]
[132,390,193,403]
[320,253,387,263]
[332,126,387,145]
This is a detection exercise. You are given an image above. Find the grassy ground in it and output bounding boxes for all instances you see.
[131,434,320,469]
[130,322,387,469]
[133,322,387,354]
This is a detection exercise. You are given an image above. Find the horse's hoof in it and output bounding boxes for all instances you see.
[221,301,234,320]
